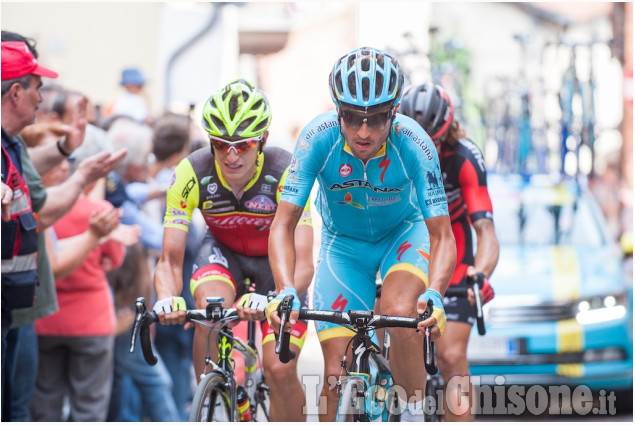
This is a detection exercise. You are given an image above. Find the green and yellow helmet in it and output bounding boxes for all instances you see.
[201,78,272,139]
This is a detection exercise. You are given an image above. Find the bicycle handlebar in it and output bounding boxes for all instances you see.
[275,300,437,374]
[130,297,239,366]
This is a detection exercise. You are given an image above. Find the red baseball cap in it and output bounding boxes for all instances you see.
[1,41,58,81]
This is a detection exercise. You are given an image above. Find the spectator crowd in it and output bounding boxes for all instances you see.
[1,31,205,421]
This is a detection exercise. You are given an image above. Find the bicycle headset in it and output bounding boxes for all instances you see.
[399,82,454,143]
[201,78,272,144]
[329,46,404,113]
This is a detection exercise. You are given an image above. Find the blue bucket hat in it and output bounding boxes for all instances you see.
[121,68,146,86]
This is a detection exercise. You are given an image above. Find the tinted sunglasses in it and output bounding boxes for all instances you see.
[339,108,393,131]
[209,135,262,154]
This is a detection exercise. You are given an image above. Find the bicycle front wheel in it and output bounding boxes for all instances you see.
[189,372,233,422]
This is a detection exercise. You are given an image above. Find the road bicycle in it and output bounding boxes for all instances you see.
[130,295,271,421]
[274,295,436,422]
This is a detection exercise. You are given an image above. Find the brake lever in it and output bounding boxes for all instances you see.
[469,273,486,335]
[130,297,159,365]
[275,294,296,364]
[421,299,438,375]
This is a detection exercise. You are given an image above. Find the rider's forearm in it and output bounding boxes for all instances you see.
[269,212,299,293]
[154,227,188,300]
[473,219,500,278]
[293,225,315,297]
[154,258,184,300]
[427,224,456,296]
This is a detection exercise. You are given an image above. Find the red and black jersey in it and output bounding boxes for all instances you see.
[439,138,493,286]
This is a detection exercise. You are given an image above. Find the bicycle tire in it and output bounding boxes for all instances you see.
[336,377,368,422]
[189,372,233,422]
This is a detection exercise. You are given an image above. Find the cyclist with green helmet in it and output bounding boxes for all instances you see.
[153,79,314,421]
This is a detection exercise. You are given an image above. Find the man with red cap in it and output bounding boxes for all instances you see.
[1,39,60,415]
[1,34,129,421]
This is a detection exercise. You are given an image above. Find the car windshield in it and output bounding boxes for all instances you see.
[492,186,605,247]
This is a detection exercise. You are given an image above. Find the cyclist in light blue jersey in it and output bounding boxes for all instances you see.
[266,47,456,421]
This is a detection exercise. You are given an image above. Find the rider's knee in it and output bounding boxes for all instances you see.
[436,347,468,374]
[263,360,297,385]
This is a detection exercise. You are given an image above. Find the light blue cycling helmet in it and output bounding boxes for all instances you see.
[329,46,404,111]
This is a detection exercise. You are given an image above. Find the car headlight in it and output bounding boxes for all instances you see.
[575,292,629,325]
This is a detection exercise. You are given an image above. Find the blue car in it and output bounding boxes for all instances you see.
[467,174,633,393]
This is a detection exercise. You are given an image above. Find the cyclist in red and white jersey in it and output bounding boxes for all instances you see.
[400,83,500,421]
[153,79,314,421]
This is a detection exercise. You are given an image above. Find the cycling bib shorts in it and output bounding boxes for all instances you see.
[191,231,308,348]
[313,218,431,341]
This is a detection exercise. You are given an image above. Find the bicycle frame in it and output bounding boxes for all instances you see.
[347,331,403,421]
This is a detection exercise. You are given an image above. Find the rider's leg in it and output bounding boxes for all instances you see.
[380,270,427,417]
[191,279,236,380]
[436,321,474,421]
[317,336,352,421]
[262,338,306,421]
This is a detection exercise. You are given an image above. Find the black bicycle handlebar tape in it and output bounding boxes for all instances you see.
[468,273,486,335]
[131,297,159,365]
[275,294,296,364]
[422,299,438,375]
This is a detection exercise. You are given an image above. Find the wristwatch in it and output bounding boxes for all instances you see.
[56,137,71,157]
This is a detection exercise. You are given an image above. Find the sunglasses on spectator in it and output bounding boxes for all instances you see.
[338,108,394,131]
[209,135,262,154]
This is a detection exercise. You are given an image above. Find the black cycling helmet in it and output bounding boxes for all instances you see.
[398,83,454,143]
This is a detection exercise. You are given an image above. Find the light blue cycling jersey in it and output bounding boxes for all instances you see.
[281,110,449,240]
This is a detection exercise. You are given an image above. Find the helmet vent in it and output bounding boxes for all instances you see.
[229,95,240,121]
[335,71,344,95]
[347,54,356,69]
[252,98,263,110]
[362,78,369,102]
[375,73,385,100]
[348,73,357,99]
[388,72,396,96]
[253,118,270,133]
[210,115,226,133]
[376,53,385,68]
[361,57,370,72]
[238,116,255,132]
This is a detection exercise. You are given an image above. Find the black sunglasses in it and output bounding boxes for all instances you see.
[339,109,393,131]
